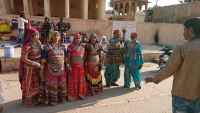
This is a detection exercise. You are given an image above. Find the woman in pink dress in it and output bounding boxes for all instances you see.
[39,31,68,106]
[67,33,87,101]
[19,28,42,107]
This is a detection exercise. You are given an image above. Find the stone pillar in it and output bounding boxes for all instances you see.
[65,0,69,18]
[113,3,115,15]
[134,2,137,14]
[0,0,5,14]
[23,0,30,15]
[80,0,88,19]
[135,11,146,22]
[97,0,105,20]
[29,0,33,15]
[129,2,132,15]
[118,3,120,15]
[145,3,148,11]
[139,4,143,11]
[0,0,13,14]
[44,0,51,17]
[10,0,14,9]
[122,3,125,15]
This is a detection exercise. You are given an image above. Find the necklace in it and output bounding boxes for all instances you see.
[30,42,40,51]
[52,43,60,54]
[74,44,82,50]
[90,43,98,52]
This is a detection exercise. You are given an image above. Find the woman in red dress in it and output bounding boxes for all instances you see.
[67,33,87,101]
[19,28,42,107]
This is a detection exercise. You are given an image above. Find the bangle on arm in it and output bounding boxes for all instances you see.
[31,62,36,66]
[40,65,44,70]
[66,63,70,67]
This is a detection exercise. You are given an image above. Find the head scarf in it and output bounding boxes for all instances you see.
[73,32,81,44]
[102,36,106,39]
[90,33,97,38]
[24,28,38,43]
[89,33,98,43]
[100,36,106,45]
[19,28,38,83]
[49,31,60,42]
[131,32,138,36]
[113,29,121,34]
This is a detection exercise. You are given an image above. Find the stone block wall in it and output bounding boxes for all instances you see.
[0,58,20,72]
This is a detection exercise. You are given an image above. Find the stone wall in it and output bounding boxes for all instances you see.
[0,53,162,72]
[0,14,186,46]
[1,58,20,72]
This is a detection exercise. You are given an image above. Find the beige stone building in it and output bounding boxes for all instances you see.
[152,1,200,23]
[112,0,149,21]
[0,0,106,20]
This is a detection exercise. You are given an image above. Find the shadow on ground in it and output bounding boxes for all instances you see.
[1,85,137,113]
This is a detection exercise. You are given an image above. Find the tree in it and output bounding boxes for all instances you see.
[109,0,113,8]
[178,0,199,3]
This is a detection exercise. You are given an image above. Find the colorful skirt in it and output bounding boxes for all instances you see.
[38,67,67,106]
[21,66,40,107]
[67,64,87,101]
[85,62,103,96]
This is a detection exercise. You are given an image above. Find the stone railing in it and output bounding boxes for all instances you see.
[113,15,135,21]
[113,0,122,2]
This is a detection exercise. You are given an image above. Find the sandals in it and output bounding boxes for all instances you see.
[0,106,3,112]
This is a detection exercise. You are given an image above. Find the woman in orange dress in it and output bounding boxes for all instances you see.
[67,33,87,101]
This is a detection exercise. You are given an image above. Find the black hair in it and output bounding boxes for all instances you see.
[184,18,200,36]
[60,17,63,21]
[20,13,24,17]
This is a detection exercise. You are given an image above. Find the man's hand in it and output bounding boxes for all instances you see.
[143,77,153,84]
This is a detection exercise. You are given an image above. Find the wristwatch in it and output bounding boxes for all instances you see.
[66,64,70,67]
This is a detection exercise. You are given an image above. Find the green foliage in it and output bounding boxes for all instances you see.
[157,43,164,47]
[165,45,175,50]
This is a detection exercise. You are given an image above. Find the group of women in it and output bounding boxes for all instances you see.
[19,28,103,107]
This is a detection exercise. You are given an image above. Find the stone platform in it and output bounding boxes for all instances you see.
[0,41,163,72]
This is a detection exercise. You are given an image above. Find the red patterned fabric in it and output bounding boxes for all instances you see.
[20,42,42,107]
[67,44,87,101]
[85,43,103,96]
[39,43,67,105]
